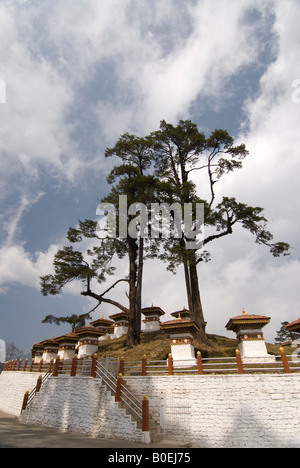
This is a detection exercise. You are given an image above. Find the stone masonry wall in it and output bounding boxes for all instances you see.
[0,371,46,416]
[0,371,299,447]
[19,375,143,443]
[124,374,300,448]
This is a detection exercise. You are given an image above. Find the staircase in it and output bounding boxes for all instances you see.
[20,357,160,444]
[93,359,161,442]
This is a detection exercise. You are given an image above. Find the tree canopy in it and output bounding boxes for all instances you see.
[275,321,300,344]
[40,120,290,347]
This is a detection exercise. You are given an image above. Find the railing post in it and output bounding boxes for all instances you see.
[168,353,173,375]
[197,351,204,375]
[53,356,61,377]
[17,359,22,371]
[29,359,35,372]
[60,357,64,374]
[119,356,125,376]
[115,373,123,402]
[47,358,54,373]
[70,355,77,376]
[38,358,43,372]
[21,390,29,412]
[280,347,290,374]
[35,375,43,393]
[142,355,147,376]
[90,354,97,378]
[23,358,28,371]
[142,395,150,432]
[235,349,244,374]
[12,359,17,371]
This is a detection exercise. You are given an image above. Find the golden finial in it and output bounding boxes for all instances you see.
[242,309,246,316]
[177,312,182,320]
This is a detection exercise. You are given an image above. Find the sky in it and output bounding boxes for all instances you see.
[0,0,300,355]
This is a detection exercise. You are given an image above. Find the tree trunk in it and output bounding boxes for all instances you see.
[125,237,141,348]
[136,237,144,338]
[183,257,193,315]
[186,251,209,344]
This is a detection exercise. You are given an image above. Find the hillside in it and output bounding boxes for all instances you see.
[96,331,291,362]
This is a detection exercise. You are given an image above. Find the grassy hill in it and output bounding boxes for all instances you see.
[96,331,292,362]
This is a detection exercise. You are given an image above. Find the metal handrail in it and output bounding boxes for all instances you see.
[7,348,300,376]
[95,360,143,421]
[120,352,300,375]
[25,371,52,409]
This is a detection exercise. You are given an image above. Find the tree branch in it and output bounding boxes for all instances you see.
[98,278,129,298]
[81,288,129,314]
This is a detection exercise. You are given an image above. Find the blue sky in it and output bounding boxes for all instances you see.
[0,0,300,355]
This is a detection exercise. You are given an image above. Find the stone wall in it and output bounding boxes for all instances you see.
[19,375,144,443]
[0,370,299,447]
[124,374,300,448]
[0,371,46,416]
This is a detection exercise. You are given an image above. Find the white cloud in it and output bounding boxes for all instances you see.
[0,6,78,229]
[0,243,58,291]
[0,0,279,190]
[36,0,274,136]
[219,0,300,247]
[131,0,276,131]
[201,248,300,342]
[1,192,45,247]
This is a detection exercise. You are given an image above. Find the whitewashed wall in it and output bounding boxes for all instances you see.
[0,371,46,416]
[0,371,299,447]
[125,374,300,448]
[19,375,144,443]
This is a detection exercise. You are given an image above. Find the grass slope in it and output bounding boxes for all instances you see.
[96,331,293,363]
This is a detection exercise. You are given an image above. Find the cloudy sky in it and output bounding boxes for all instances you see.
[0,0,300,355]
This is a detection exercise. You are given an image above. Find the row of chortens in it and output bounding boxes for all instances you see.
[31,306,300,367]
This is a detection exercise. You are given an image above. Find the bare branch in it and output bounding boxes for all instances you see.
[98,278,129,298]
